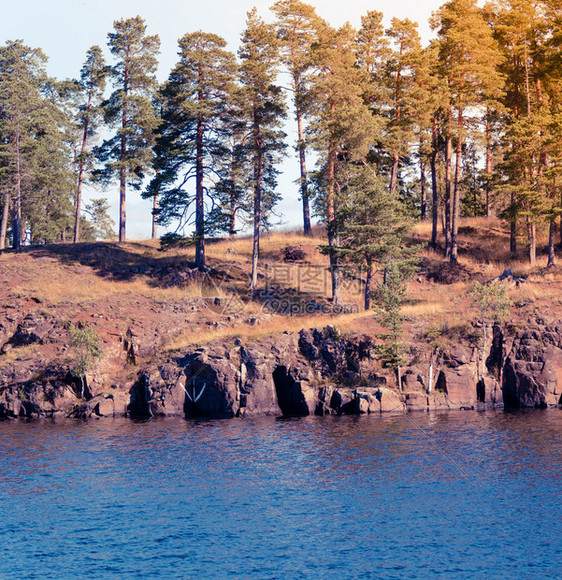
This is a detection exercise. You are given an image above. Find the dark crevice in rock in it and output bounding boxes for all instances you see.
[273,365,309,417]
[436,371,448,394]
[128,373,152,418]
[476,379,485,403]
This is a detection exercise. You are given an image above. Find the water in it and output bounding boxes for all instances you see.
[0,410,561,579]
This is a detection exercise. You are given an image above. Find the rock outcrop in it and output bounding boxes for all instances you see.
[503,325,562,409]
[127,328,376,419]
[1,316,561,420]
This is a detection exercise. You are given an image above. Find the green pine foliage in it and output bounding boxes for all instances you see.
[374,262,409,370]
[72,46,107,243]
[272,0,323,235]
[335,166,418,309]
[0,40,75,249]
[146,31,236,269]
[95,16,160,243]
[238,8,287,293]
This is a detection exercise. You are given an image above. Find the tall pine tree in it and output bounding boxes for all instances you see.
[96,16,160,243]
[432,0,504,264]
[272,0,322,236]
[73,46,107,243]
[238,8,287,294]
[309,21,378,304]
[147,31,236,270]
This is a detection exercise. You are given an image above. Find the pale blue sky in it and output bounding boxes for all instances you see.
[1,0,444,238]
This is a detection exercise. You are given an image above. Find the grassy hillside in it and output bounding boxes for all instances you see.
[1,217,561,382]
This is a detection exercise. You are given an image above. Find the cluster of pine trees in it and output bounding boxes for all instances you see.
[1,0,562,282]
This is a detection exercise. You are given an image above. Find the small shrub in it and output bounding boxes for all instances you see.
[323,325,341,340]
[283,245,306,262]
[68,322,103,378]
[159,232,195,252]
[470,281,513,326]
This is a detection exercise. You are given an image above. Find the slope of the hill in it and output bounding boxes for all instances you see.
[0,218,561,419]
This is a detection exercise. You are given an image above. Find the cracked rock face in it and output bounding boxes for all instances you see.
[128,330,377,419]
[2,308,561,420]
[503,326,562,409]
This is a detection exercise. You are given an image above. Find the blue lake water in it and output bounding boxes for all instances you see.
[0,410,561,579]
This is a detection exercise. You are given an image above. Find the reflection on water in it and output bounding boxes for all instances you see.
[0,410,561,578]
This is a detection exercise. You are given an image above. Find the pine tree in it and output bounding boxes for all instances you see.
[0,41,48,249]
[0,40,73,249]
[432,0,504,264]
[356,10,390,115]
[495,0,551,263]
[272,0,322,236]
[73,46,107,243]
[238,8,287,294]
[408,43,449,248]
[146,31,236,270]
[385,18,422,195]
[336,166,417,310]
[82,198,115,240]
[25,82,75,244]
[96,16,160,243]
[308,21,378,304]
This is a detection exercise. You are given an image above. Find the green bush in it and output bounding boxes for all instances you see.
[68,322,103,378]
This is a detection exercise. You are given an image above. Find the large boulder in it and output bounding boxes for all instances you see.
[128,365,186,418]
[433,345,479,410]
[503,326,562,409]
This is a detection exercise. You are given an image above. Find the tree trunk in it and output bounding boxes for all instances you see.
[151,192,158,240]
[390,153,400,194]
[229,146,237,237]
[527,219,536,265]
[250,110,263,295]
[74,85,93,244]
[195,113,205,270]
[119,59,129,243]
[229,192,236,238]
[450,106,463,266]
[74,152,85,243]
[13,131,22,251]
[364,260,372,311]
[119,167,126,243]
[420,144,427,221]
[326,133,340,304]
[485,113,493,217]
[444,112,453,258]
[0,193,10,250]
[547,219,556,267]
[510,191,517,255]
[389,59,402,195]
[430,120,439,250]
[296,99,311,236]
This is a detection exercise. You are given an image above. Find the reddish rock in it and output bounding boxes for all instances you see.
[405,392,428,412]
[377,388,404,413]
[503,328,562,409]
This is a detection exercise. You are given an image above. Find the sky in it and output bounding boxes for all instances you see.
[1,0,445,239]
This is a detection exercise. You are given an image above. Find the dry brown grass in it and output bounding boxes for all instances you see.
[204,230,328,266]
[0,344,42,371]
[165,308,375,351]
[3,218,561,365]
[1,249,228,308]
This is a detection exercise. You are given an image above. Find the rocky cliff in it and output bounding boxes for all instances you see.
[502,323,562,409]
[1,313,560,420]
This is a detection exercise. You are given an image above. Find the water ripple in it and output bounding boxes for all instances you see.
[0,410,561,578]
